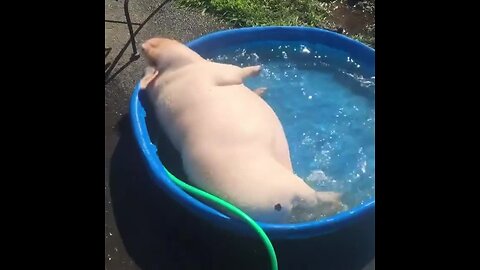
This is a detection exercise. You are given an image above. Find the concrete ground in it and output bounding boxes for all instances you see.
[105,1,374,269]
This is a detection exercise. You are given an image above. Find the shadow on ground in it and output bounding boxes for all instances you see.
[105,0,172,85]
[109,114,375,270]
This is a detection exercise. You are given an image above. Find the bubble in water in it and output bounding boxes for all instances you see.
[360,161,367,173]
[301,135,314,145]
[306,170,329,184]
[300,45,311,54]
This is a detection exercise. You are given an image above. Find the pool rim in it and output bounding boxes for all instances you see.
[130,26,375,239]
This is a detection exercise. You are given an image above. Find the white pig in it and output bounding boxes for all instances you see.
[139,37,344,223]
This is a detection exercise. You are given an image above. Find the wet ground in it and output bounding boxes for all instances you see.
[328,1,374,35]
[105,0,375,269]
[324,0,375,46]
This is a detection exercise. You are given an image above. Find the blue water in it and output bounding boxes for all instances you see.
[209,41,375,209]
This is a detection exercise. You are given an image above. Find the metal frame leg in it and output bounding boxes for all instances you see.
[123,0,140,59]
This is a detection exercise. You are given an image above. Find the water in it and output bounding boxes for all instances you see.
[209,41,375,211]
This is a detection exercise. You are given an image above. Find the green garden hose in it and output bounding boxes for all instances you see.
[164,167,278,270]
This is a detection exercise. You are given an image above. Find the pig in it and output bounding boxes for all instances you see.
[139,37,344,223]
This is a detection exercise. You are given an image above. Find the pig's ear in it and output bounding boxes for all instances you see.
[140,66,159,90]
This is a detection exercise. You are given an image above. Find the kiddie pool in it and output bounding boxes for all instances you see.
[130,26,375,240]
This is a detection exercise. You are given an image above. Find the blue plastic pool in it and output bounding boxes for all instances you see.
[130,26,375,239]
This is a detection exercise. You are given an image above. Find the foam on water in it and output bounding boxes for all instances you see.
[209,41,375,217]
